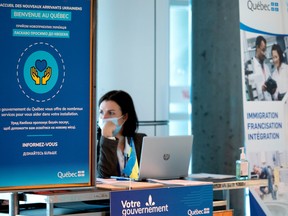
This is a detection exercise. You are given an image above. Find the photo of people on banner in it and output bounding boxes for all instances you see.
[249,150,288,204]
[243,34,288,101]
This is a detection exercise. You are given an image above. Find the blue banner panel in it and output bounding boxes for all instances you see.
[110,185,213,216]
[249,190,266,216]
[0,0,93,190]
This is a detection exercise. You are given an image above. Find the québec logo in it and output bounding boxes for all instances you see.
[187,207,210,216]
[271,2,279,11]
[247,0,279,12]
[57,170,85,179]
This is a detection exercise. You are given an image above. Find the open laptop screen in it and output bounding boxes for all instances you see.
[138,135,193,181]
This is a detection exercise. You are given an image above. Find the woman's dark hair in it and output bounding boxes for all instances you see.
[98,90,139,136]
[271,44,284,65]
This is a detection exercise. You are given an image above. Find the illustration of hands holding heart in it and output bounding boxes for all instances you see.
[17,43,64,101]
[30,59,52,85]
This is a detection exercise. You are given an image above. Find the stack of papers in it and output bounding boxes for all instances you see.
[96,178,163,191]
[147,179,213,186]
[189,173,235,180]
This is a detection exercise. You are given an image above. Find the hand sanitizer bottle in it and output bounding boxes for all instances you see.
[236,147,249,180]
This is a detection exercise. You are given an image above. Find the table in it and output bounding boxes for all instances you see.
[0,178,267,216]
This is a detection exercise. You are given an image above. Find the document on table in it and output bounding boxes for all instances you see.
[96,178,163,190]
[189,173,235,180]
[147,179,213,186]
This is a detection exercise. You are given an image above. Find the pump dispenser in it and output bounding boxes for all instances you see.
[236,147,249,180]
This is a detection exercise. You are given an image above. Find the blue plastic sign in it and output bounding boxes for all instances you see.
[0,0,94,190]
[110,185,213,216]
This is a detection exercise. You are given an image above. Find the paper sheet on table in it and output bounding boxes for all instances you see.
[96,181,163,190]
[189,173,235,180]
[96,178,118,184]
[147,179,212,186]
[96,178,163,190]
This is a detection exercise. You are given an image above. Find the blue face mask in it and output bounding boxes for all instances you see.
[98,115,124,136]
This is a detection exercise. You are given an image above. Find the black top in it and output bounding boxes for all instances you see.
[96,133,146,178]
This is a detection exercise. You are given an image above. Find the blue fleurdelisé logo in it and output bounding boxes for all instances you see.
[247,0,279,12]
[120,194,210,216]
[57,170,85,179]
[271,2,279,11]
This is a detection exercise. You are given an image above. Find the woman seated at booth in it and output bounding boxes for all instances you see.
[96,90,146,179]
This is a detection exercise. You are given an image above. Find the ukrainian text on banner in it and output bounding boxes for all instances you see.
[0,1,94,190]
[239,0,288,214]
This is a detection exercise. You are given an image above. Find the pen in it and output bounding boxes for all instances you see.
[110,176,132,181]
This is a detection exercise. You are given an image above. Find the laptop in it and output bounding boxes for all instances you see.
[138,135,193,181]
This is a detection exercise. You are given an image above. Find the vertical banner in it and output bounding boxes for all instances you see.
[0,0,94,190]
[239,0,288,214]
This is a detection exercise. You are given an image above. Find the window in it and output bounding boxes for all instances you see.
[169,0,192,136]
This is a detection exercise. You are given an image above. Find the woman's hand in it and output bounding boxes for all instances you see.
[101,121,116,138]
